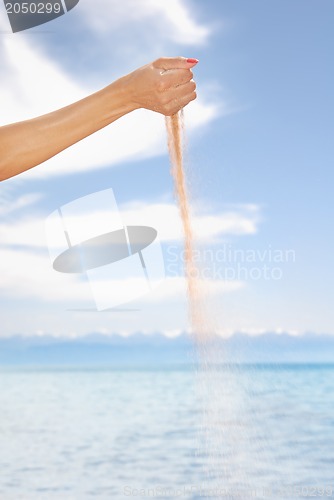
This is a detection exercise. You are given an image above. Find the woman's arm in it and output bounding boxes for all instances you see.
[0,56,197,181]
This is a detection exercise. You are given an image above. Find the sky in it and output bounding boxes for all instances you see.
[0,0,333,338]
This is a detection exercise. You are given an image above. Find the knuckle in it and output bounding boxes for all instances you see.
[153,57,163,68]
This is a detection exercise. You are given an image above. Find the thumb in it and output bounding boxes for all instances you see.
[153,56,199,71]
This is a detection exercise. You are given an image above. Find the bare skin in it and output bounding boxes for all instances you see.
[0,56,198,182]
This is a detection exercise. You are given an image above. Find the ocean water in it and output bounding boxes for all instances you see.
[0,364,334,499]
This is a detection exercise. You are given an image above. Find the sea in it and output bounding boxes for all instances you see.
[0,364,334,499]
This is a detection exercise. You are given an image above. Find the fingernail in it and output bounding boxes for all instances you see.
[187,58,199,64]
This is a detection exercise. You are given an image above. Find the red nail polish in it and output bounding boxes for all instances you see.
[187,58,199,64]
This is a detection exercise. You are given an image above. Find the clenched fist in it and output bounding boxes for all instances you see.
[124,56,198,116]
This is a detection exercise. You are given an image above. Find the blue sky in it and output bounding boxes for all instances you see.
[0,0,333,337]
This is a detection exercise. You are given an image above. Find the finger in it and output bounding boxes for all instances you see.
[160,69,193,89]
[153,56,199,71]
[169,79,197,99]
[168,91,197,115]
[164,84,197,115]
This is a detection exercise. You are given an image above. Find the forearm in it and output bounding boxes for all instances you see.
[0,75,136,181]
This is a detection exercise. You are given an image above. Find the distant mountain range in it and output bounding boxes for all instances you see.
[0,332,334,366]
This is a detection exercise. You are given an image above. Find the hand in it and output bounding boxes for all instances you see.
[124,56,198,116]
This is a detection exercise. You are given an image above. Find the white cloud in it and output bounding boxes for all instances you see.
[0,202,261,248]
[120,201,260,242]
[0,247,91,302]
[77,0,210,46]
[0,35,87,124]
[0,199,254,335]
[148,0,210,45]
[0,245,244,336]
[0,216,45,247]
[0,193,43,216]
[0,195,255,334]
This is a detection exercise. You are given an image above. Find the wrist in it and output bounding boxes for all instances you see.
[102,75,140,123]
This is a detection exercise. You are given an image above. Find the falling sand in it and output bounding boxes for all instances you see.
[165,112,254,490]
[165,111,209,344]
